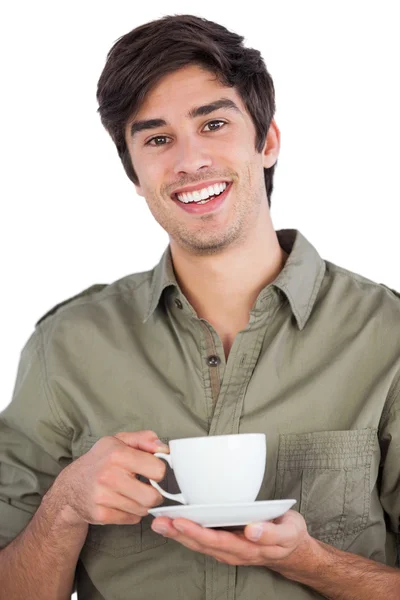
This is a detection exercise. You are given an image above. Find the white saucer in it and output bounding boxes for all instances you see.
[148,499,296,528]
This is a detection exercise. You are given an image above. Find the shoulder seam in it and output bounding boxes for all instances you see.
[327,262,400,297]
[327,263,378,288]
[36,275,153,327]
[35,284,108,327]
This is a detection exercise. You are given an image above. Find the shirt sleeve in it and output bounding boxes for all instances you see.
[0,326,73,549]
[379,377,400,539]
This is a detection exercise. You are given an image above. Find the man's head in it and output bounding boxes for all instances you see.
[96,14,279,254]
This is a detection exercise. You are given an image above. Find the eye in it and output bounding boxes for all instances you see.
[145,135,170,147]
[203,119,226,132]
[145,119,227,147]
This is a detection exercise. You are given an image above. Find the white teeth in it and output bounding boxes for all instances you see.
[196,197,213,205]
[176,181,228,203]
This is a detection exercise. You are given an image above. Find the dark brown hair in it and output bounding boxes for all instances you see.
[96,14,277,207]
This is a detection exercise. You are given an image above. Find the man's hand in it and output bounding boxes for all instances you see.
[151,509,312,571]
[151,511,400,600]
[55,430,170,527]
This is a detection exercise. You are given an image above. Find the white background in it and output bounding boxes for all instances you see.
[0,1,399,597]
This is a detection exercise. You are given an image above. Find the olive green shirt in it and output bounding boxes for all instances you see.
[0,229,399,599]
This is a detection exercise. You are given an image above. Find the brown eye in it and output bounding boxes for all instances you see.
[146,136,169,147]
[145,120,226,147]
[204,120,226,131]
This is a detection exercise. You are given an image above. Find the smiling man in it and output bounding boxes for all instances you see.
[124,64,287,358]
[0,13,399,600]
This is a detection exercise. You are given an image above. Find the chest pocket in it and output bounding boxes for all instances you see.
[74,435,170,558]
[273,429,379,549]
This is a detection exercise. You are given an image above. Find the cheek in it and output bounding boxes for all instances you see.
[222,137,256,171]
[130,149,157,183]
[145,189,165,208]
[134,165,164,198]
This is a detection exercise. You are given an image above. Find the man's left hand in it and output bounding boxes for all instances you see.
[151,509,314,571]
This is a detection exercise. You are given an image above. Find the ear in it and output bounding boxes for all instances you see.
[262,119,281,169]
[134,183,145,198]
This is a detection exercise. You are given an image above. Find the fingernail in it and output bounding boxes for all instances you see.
[154,439,169,450]
[152,523,168,535]
[247,523,263,541]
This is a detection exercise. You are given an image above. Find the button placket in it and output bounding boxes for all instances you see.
[198,321,224,423]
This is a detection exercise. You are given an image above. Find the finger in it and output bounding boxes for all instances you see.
[112,471,164,506]
[170,518,254,554]
[152,518,204,552]
[92,504,143,525]
[244,510,305,546]
[272,509,297,526]
[106,445,168,482]
[114,431,170,453]
[152,518,264,565]
[96,484,160,517]
[245,519,298,547]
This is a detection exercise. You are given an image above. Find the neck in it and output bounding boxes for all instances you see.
[169,213,288,333]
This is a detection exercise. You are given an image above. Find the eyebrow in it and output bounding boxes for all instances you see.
[129,97,242,139]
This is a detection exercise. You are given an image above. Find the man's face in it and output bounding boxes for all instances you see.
[125,64,279,255]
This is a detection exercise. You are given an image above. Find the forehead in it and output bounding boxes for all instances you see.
[132,64,246,121]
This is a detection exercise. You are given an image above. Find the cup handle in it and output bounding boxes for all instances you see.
[149,452,187,505]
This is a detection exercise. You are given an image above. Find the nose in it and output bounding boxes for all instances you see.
[173,135,213,176]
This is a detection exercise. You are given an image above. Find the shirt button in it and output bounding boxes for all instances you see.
[175,299,183,309]
[207,355,221,367]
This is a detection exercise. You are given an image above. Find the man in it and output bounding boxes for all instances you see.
[0,13,399,600]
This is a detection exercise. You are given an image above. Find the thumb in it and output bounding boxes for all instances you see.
[114,430,170,453]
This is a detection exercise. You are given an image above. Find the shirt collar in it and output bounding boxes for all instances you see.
[142,229,326,330]
[142,244,177,324]
[272,229,326,329]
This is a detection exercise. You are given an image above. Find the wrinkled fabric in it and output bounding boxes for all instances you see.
[0,228,399,599]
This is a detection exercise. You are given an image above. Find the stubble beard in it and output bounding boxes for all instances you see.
[148,182,263,257]
[176,198,255,256]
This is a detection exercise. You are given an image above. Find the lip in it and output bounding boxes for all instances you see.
[171,179,231,199]
[173,182,232,215]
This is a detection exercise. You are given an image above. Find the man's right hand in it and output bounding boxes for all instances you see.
[52,431,170,527]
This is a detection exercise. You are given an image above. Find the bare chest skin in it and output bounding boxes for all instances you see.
[222,336,234,361]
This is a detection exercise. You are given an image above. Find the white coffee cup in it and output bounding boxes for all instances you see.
[149,433,266,505]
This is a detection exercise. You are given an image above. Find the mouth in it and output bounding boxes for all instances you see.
[171,182,233,215]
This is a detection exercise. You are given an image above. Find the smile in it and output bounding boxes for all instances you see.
[175,182,229,205]
[172,182,233,214]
